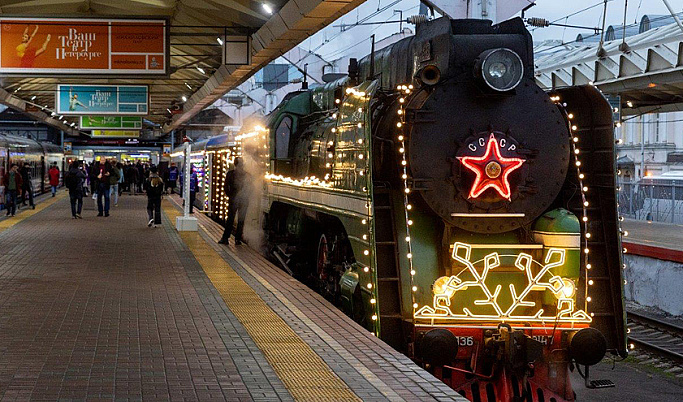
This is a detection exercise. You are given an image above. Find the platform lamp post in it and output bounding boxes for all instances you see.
[176,137,198,231]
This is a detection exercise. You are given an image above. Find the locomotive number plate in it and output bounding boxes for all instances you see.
[455,336,474,347]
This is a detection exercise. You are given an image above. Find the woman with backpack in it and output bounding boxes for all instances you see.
[145,165,164,227]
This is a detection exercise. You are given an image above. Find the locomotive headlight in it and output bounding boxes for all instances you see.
[476,48,524,92]
[556,278,576,299]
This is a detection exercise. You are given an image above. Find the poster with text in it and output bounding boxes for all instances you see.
[80,115,142,129]
[57,85,148,115]
[0,18,167,75]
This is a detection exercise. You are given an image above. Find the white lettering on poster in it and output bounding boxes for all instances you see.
[56,28,102,61]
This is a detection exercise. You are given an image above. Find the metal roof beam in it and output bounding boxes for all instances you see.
[163,0,363,133]
[0,87,80,136]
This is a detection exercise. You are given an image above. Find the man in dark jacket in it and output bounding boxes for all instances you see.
[218,157,249,245]
[2,164,23,217]
[66,161,87,219]
[96,161,113,217]
[20,162,35,209]
[145,166,164,227]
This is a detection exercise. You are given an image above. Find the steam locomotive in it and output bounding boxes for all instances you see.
[215,16,628,402]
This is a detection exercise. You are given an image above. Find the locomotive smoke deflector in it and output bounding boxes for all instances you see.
[474,48,524,92]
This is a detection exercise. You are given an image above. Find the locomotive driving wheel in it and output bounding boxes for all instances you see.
[315,234,338,302]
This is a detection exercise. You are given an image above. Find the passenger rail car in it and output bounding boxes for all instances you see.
[211,17,627,402]
[0,133,64,208]
[170,135,236,218]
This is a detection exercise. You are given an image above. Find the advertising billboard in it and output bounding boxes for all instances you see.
[57,84,148,115]
[80,115,142,129]
[0,18,167,75]
[91,130,140,138]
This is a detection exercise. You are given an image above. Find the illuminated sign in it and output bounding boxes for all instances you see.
[458,133,524,200]
[80,115,142,129]
[0,18,167,75]
[414,242,591,324]
[57,85,148,115]
[90,130,140,138]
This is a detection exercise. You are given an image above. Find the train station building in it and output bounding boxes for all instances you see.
[1,1,683,401]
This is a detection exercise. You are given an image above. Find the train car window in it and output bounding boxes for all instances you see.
[275,116,293,159]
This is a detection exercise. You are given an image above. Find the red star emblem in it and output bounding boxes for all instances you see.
[458,134,524,200]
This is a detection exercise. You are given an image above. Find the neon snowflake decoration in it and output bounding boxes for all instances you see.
[414,242,591,325]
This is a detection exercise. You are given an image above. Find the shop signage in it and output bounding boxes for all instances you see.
[0,17,167,75]
[57,84,148,115]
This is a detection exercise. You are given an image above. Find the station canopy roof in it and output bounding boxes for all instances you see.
[0,0,363,135]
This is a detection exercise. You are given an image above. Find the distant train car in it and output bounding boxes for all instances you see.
[0,133,64,209]
[170,138,215,213]
[625,172,683,222]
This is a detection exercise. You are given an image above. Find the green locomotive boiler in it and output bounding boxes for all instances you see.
[238,16,628,402]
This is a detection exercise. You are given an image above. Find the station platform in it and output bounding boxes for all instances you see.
[622,219,683,263]
[0,191,464,401]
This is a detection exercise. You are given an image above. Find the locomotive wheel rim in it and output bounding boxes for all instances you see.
[316,234,329,281]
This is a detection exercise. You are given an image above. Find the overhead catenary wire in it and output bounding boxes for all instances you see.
[535,11,683,54]
[530,0,615,32]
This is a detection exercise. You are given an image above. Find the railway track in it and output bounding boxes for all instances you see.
[627,310,683,364]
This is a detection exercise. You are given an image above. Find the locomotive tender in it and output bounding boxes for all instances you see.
[223,17,628,402]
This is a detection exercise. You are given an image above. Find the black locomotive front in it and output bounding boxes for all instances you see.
[359,17,626,401]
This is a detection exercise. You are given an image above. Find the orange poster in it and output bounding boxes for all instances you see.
[0,18,167,75]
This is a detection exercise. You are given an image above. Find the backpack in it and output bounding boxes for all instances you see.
[64,171,78,190]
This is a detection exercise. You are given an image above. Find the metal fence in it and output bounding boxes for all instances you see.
[619,180,683,223]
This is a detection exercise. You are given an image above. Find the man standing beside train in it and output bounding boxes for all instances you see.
[20,162,35,209]
[218,157,249,246]
[2,164,23,217]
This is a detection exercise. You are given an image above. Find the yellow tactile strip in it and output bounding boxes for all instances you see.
[162,202,361,402]
[0,192,66,234]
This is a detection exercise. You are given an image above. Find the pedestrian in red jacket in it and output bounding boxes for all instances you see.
[48,163,60,197]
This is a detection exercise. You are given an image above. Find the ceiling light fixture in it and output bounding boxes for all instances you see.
[30,95,36,101]
[182,95,187,102]
[167,108,172,114]
[185,82,192,90]
[217,37,224,46]
[262,3,273,14]
[196,66,205,74]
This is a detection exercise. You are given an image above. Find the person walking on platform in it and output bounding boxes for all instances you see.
[128,164,138,195]
[20,162,35,209]
[109,162,121,207]
[219,157,249,245]
[2,164,22,217]
[117,162,124,197]
[48,163,60,197]
[165,163,178,194]
[188,165,198,214]
[136,162,145,194]
[95,161,112,217]
[65,161,86,219]
[89,162,99,199]
[145,166,164,227]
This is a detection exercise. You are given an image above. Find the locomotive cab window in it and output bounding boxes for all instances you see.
[275,116,293,159]
[273,116,294,176]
